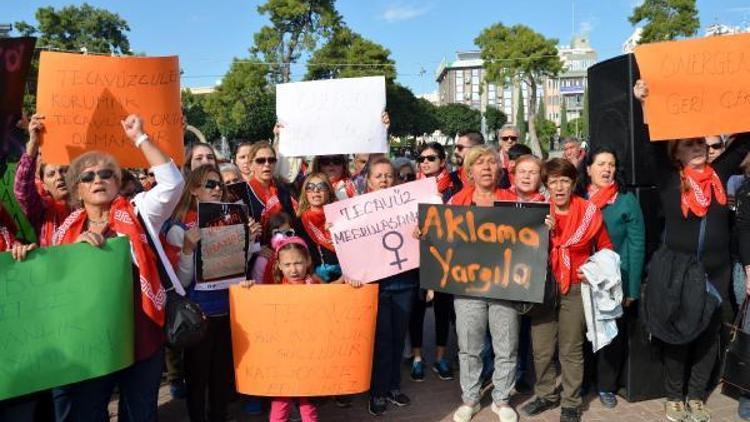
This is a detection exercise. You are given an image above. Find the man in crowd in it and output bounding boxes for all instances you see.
[706,135,725,163]
[450,131,485,188]
[562,137,585,168]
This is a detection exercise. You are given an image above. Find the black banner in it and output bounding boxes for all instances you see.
[0,36,35,160]
[418,203,549,303]
[196,202,249,289]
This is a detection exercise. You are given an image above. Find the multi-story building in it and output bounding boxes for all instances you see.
[0,23,12,38]
[542,35,597,128]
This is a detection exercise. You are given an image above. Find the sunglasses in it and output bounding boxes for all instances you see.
[399,173,416,182]
[707,143,724,151]
[455,145,469,152]
[254,157,278,165]
[272,228,295,238]
[305,182,330,192]
[79,169,115,183]
[501,136,518,141]
[203,179,223,190]
[416,155,438,163]
[319,157,345,166]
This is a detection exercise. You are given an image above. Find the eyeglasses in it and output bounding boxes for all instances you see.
[707,143,724,151]
[455,145,469,152]
[416,155,438,163]
[203,179,223,190]
[319,156,345,166]
[305,182,330,192]
[254,157,278,165]
[501,136,518,142]
[272,228,295,238]
[79,169,115,183]
[399,173,416,182]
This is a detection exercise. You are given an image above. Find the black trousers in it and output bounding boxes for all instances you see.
[184,315,234,422]
[408,291,455,349]
[596,310,629,393]
[371,288,415,397]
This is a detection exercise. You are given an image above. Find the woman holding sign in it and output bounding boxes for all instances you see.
[580,147,645,409]
[446,146,524,422]
[51,114,184,422]
[296,173,343,282]
[521,158,612,422]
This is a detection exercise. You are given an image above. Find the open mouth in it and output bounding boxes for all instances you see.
[92,186,107,194]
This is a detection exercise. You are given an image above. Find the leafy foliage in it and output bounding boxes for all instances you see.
[305,27,395,81]
[434,103,481,137]
[484,105,507,134]
[181,89,220,143]
[629,0,699,44]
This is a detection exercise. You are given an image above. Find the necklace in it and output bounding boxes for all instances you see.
[87,217,108,226]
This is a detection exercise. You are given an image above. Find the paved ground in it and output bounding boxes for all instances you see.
[112,310,742,421]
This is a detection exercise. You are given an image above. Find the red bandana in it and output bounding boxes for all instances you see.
[588,183,619,210]
[448,185,504,205]
[0,225,14,252]
[39,198,71,248]
[550,196,605,295]
[681,165,727,218]
[53,197,166,326]
[330,176,357,199]
[248,177,298,227]
[301,208,335,252]
[497,186,546,203]
[418,167,453,194]
[162,209,198,269]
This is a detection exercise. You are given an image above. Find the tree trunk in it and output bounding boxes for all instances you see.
[526,78,543,157]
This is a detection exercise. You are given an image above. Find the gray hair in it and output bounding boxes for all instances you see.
[498,124,520,136]
[219,163,242,177]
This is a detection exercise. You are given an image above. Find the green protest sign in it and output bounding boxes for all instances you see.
[0,237,134,400]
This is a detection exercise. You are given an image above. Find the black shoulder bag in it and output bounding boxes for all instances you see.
[722,296,750,392]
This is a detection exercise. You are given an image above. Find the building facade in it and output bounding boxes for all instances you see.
[542,35,597,128]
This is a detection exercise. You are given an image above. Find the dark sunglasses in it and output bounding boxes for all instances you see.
[399,173,416,182]
[79,169,115,183]
[501,136,518,141]
[305,182,330,192]
[455,145,468,152]
[254,157,278,165]
[707,143,724,151]
[416,155,438,163]
[319,156,345,166]
[272,228,295,238]
[203,179,223,190]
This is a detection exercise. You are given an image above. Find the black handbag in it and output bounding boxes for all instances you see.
[514,268,559,315]
[164,289,208,349]
[722,297,750,393]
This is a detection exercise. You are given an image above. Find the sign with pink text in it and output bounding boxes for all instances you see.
[324,178,440,283]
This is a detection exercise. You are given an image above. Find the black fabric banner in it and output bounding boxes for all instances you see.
[0,36,35,160]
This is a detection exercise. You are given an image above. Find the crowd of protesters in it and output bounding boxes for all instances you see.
[0,78,749,422]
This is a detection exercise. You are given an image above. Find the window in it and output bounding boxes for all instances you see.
[471,68,479,77]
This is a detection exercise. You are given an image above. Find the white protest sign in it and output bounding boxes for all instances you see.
[276,76,388,157]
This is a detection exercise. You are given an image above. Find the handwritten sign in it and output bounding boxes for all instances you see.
[197,202,249,290]
[276,76,388,156]
[36,52,184,167]
[0,237,134,400]
[229,284,377,396]
[634,32,750,140]
[418,203,549,302]
[0,37,35,161]
[325,178,440,283]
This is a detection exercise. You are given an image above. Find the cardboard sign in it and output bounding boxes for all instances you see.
[634,32,750,140]
[0,37,35,161]
[229,284,378,397]
[276,76,388,156]
[325,178,441,283]
[197,202,249,290]
[0,238,134,400]
[418,203,549,302]
[36,52,184,167]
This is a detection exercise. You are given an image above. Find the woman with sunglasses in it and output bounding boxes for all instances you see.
[296,173,343,283]
[51,114,184,421]
[634,80,750,422]
[13,113,71,247]
[311,155,357,200]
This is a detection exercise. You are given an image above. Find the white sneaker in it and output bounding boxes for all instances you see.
[491,402,518,422]
[453,403,481,422]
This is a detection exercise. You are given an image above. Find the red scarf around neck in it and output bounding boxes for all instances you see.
[39,198,70,248]
[418,167,453,194]
[681,165,727,218]
[0,225,14,252]
[301,207,335,252]
[248,177,288,227]
[497,186,546,203]
[550,196,605,295]
[53,197,166,326]
[448,185,504,205]
[587,183,619,210]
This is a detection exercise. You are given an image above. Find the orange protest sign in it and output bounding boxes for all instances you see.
[35,52,184,167]
[229,284,378,397]
[634,33,750,141]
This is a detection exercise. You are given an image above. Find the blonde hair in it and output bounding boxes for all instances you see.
[512,154,543,174]
[273,243,313,283]
[463,145,499,183]
[66,151,122,208]
[297,172,335,217]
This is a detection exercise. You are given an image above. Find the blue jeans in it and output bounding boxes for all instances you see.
[53,348,164,422]
[370,287,416,397]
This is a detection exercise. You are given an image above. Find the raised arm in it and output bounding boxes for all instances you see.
[13,115,46,232]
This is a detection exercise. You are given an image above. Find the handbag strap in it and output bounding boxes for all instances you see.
[730,295,750,341]
[696,217,707,260]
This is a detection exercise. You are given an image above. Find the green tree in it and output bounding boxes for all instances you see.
[564,118,585,139]
[516,88,527,141]
[386,83,438,136]
[203,59,276,144]
[252,0,341,83]
[435,103,481,137]
[560,100,568,136]
[535,115,557,154]
[476,23,564,157]
[182,89,220,143]
[629,0,699,44]
[484,105,507,134]
[305,27,395,81]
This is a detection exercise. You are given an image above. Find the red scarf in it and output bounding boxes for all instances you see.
[281,275,318,285]
[587,183,619,210]
[53,197,166,326]
[448,185,504,205]
[331,176,356,199]
[457,167,470,186]
[418,167,453,194]
[497,186,546,203]
[550,196,605,295]
[248,177,297,227]
[301,208,335,252]
[0,225,14,252]
[40,198,70,248]
[681,165,727,218]
[163,209,198,268]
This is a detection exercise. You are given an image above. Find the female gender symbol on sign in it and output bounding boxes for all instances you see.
[382,231,407,270]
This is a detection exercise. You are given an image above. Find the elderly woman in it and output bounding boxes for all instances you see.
[51,114,184,421]
[522,158,612,422]
[13,113,71,247]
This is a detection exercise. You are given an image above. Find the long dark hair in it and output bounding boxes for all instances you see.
[576,146,629,195]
